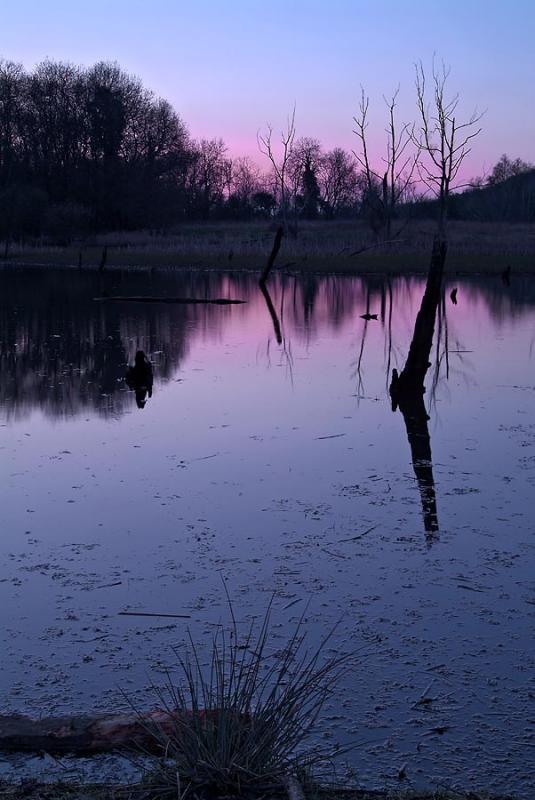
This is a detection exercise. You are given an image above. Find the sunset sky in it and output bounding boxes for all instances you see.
[2,0,534,179]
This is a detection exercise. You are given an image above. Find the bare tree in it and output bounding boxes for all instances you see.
[353,87,418,239]
[221,156,234,201]
[413,60,483,239]
[258,108,296,230]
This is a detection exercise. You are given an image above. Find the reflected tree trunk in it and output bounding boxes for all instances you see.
[390,237,447,538]
[260,281,283,344]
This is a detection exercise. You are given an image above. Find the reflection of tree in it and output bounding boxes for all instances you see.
[259,282,282,345]
[259,280,294,382]
[355,289,371,397]
[0,270,228,419]
[1,267,534,423]
[390,241,445,539]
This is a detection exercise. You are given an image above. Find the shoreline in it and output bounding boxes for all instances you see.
[1,219,534,276]
[0,781,518,800]
[1,253,534,276]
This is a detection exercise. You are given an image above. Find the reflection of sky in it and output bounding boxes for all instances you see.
[1,269,535,419]
[3,0,535,176]
[1,273,535,795]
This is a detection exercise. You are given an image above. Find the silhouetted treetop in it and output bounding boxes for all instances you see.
[0,58,190,234]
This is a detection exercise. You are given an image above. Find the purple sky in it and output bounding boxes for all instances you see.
[2,0,534,180]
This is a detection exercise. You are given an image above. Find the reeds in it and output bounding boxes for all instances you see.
[138,597,349,798]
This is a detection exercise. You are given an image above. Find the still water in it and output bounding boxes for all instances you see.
[1,268,534,796]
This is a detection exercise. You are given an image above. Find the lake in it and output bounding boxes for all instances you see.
[0,267,534,797]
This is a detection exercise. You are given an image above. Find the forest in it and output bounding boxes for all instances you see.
[0,58,534,245]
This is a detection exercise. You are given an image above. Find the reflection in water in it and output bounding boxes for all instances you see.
[259,282,282,345]
[390,368,439,535]
[1,266,535,796]
[2,265,532,533]
[389,245,445,538]
[1,266,535,422]
[125,350,153,409]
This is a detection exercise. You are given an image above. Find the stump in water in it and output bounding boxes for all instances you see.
[389,236,447,537]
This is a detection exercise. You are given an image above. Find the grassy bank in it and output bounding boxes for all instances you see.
[2,220,535,275]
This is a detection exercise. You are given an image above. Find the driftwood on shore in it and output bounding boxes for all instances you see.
[93,296,246,304]
[0,710,211,756]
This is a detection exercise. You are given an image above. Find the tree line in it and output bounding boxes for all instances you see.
[0,58,533,243]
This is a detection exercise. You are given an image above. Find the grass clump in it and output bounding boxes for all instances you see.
[138,597,349,798]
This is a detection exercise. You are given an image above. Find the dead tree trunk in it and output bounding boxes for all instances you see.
[389,236,447,537]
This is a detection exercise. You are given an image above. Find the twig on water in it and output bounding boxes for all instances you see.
[338,525,377,543]
[118,611,191,619]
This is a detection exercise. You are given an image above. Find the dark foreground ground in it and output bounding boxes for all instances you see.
[0,784,518,800]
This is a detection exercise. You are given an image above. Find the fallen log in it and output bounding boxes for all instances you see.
[0,709,227,756]
[93,296,246,304]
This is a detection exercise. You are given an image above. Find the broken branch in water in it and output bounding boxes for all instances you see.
[93,296,246,304]
[338,525,377,543]
[259,225,284,285]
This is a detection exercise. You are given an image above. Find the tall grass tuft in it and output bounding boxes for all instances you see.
[138,597,349,798]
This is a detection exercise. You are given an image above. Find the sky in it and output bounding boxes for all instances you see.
[2,0,534,180]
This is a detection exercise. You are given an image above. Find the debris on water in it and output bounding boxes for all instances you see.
[118,611,191,619]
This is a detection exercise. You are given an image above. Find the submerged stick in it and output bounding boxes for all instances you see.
[93,296,246,305]
[118,611,191,619]
[259,225,284,285]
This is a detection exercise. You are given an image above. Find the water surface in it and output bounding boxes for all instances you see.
[1,268,534,796]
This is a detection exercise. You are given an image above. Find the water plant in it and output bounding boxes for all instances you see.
[137,595,349,798]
